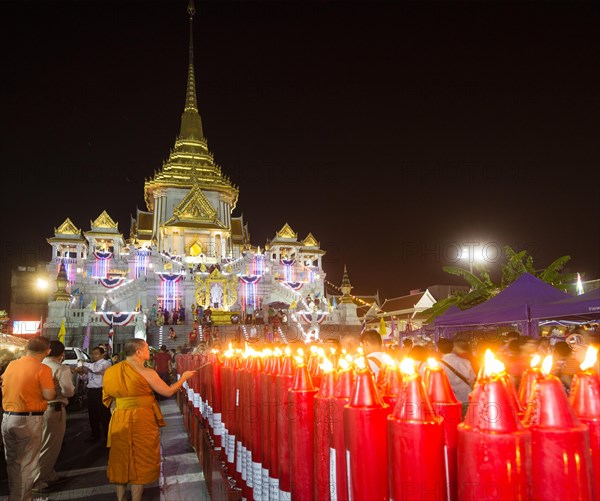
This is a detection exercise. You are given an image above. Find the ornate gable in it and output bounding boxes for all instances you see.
[302,233,319,247]
[276,223,297,240]
[174,185,217,220]
[91,211,118,229]
[55,218,80,235]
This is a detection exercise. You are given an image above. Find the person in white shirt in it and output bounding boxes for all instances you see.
[361,329,386,378]
[33,340,75,494]
[440,339,476,419]
[77,345,112,442]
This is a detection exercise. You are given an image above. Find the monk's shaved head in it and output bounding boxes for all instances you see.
[125,339,147,357]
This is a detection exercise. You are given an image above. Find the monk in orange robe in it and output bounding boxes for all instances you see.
[103,339,195,501]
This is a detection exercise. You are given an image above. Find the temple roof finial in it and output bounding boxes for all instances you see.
[180,0,204,139]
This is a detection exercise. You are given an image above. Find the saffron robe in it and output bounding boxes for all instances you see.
[102,361,166,484]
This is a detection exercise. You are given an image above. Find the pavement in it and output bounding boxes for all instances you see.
[0,397,210,500]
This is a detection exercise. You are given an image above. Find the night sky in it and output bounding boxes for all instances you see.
[1,0,599,311]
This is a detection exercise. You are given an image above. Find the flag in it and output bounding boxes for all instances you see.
[135,297,141,311]
[379,316,387,337]
[108,323,114,354]
[58,318,66,344]
[82,321,91,351]
[90,298,97,312]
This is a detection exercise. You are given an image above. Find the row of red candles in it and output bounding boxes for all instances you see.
[176,348,599,501]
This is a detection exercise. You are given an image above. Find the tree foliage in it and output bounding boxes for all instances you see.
[422,246,576,324]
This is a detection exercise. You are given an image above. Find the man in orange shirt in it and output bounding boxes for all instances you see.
[1,336,55,501]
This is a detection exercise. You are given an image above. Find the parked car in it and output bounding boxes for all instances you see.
[63,347,92,410]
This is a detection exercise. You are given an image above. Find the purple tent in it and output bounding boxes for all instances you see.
[434,273,571,340]
[530,288,600,320]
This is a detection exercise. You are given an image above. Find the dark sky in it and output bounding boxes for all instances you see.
[1,0,599,310]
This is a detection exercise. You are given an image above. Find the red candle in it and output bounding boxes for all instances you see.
[518,355,544,409]
[524,369,594,501]
[222,353,239,476]
[344,361,390,501]
[269,352,283,499]
[289,360,318,501]
[260,354,272,499]
[330,362,354,501]
[276,351,295,500]
[569,360,600,501]
[389,360,445,501]
[210,351,223,449]
[314,360,337,501]
[248,355,263,501]
[424,359,462,501]
[458,351,531,501]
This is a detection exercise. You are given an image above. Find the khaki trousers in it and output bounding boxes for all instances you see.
[35,405,66,488]
[1,413,43,501]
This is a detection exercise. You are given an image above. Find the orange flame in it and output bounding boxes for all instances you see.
[338,359,350,371]
[580,346,598,371]
[320,356,334,373]
[330,347,337,356]
[541,355,553,376]
[399,358,416,375]
[530,354,541,368]
[310,345,319,354]
[427,357,439,369]
[483,349,505,377]
[284,346,292,357]
[294,355,305,366]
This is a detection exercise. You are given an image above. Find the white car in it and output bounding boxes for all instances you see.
[62,347,92,410]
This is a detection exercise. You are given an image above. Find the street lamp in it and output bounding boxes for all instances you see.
[460,247,482,274]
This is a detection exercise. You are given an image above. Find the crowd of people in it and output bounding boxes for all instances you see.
[0,323,597,500]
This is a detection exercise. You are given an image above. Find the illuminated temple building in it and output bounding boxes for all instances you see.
[43,1,359,347]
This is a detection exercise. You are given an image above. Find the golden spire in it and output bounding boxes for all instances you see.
[53,262,71,302]
[340,265,354,304]
[180,0,204,139]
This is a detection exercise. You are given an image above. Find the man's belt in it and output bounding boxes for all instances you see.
[5,411,44,416]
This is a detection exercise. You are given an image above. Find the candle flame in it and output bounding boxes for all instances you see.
[345,353,354,363]
[357,347,364,356]
[541,355,553,376]
[228,342,233,350]
[354,357,366,370]
[284,346,292,356]
[330,347,337,355]
[483,349,505,377]
[530,354,541,368]
[341,348,347,355]
[338,359,350,371]
[399,358,416,375]
[320,356,334,373]
[310,345,318,354]
[580,346,598,371]
[317,347,325,358]
[274,347,283,356]
[262,348,273,357]
[294,355,305,366]
[224,348,235,358]
[381,353,396,367]
[427,357,439,369]
[297,348,305,357]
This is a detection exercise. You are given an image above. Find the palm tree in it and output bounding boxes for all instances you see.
[422,246,576,323]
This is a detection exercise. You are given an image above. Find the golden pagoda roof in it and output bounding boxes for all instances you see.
[143,2,238,211]
[162,184,226,229]
[275,223,297,240]
[90,211,118,230]
[302,233,319,247]
[54,218,81,236]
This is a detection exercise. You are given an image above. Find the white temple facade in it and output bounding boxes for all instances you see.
[43,2,359,344]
